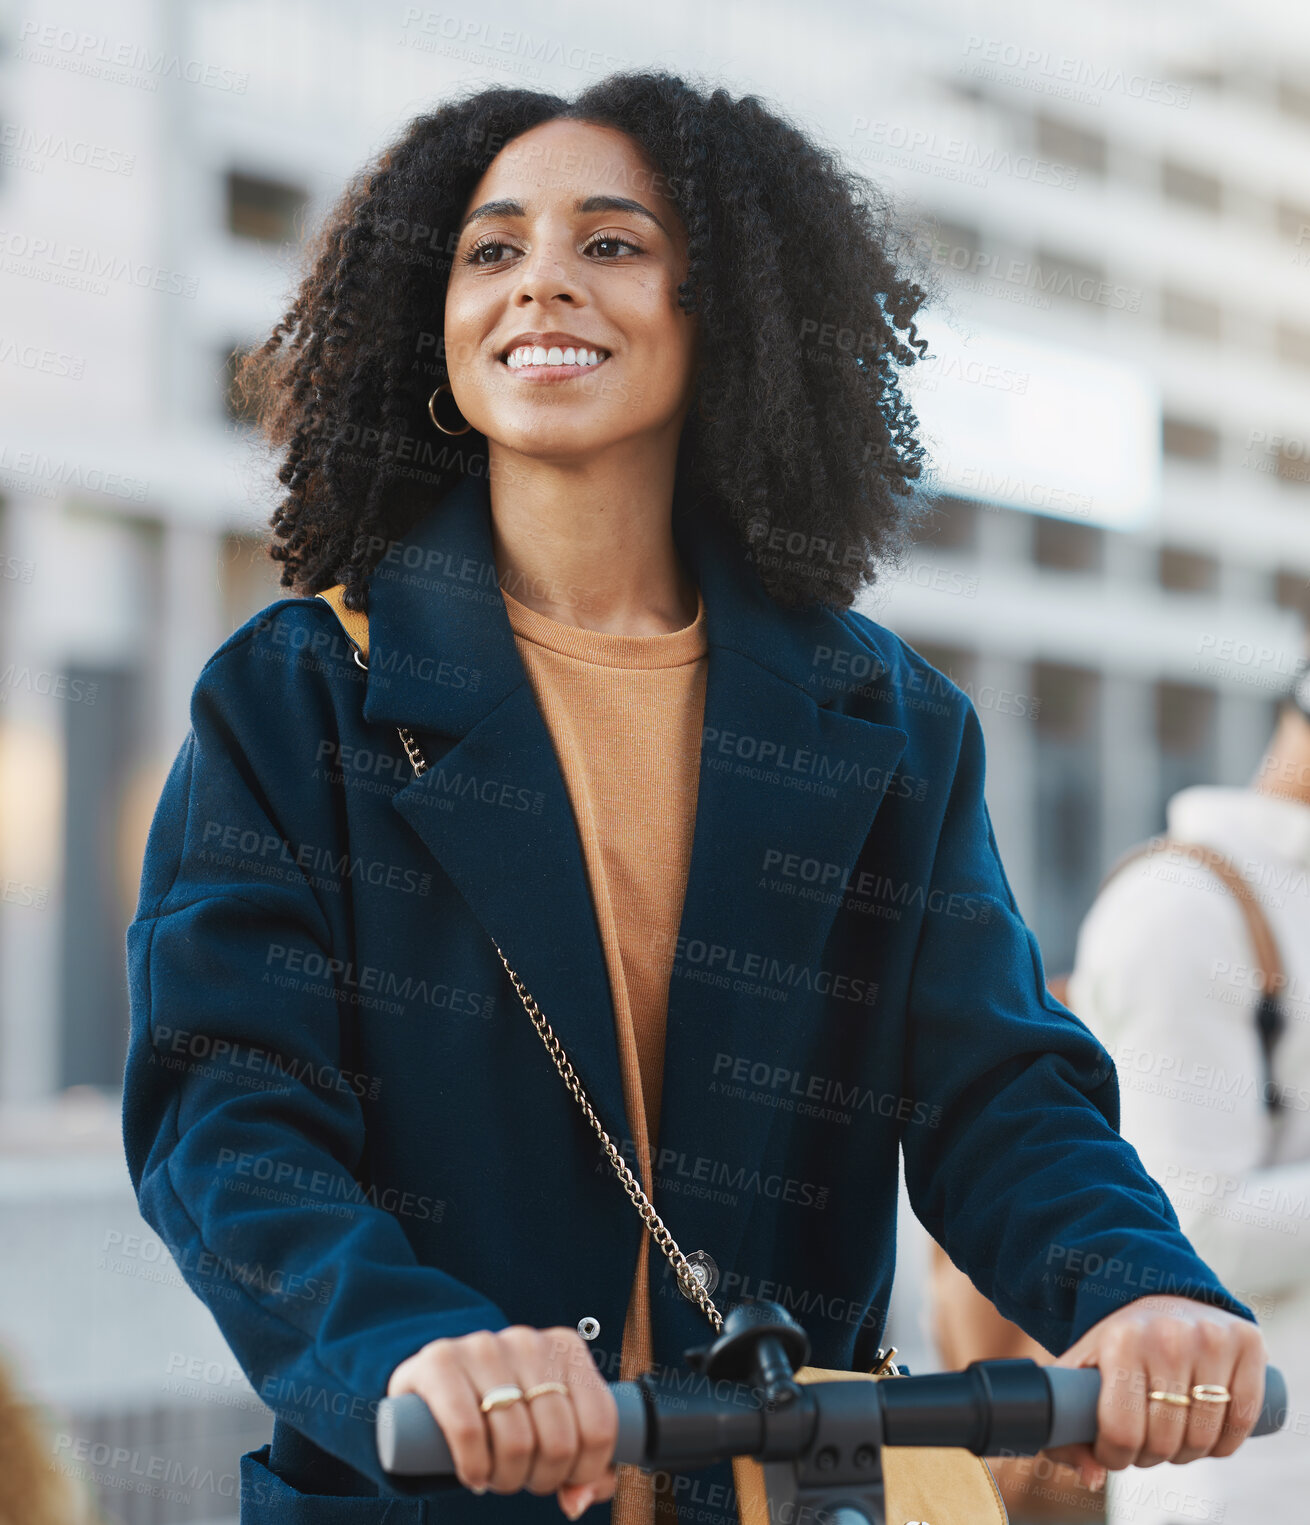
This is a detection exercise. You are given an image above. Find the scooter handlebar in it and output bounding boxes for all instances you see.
[376,1361,1288,1479]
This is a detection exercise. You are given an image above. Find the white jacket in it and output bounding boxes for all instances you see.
[1068,784,1310,1525]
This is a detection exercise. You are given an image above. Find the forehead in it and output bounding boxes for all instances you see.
[466,118,672,210]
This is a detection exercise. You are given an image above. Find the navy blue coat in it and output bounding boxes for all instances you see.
[122,471,1254,1524]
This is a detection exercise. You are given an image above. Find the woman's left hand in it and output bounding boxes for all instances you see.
[1040,1295,1267,1492]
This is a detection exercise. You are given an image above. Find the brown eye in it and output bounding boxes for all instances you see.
[585,234,642,259]
[462,238,517,267]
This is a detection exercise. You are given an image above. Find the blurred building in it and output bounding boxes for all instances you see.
[1,0,1309,1520]
[866,0,1310,971]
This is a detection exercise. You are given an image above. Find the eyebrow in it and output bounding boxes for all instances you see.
[458,194,668,238]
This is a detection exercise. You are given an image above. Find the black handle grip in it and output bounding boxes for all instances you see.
[377,1363,1289,1478]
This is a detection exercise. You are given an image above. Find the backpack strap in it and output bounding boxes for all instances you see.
[315,584,370,663]
[1100,836,1286,1112]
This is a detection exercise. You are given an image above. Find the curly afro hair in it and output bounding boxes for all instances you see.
[236,69,933,614]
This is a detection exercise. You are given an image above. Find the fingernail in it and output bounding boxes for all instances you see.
[1088,1466,1107,1492]
[563,1486,595,1519]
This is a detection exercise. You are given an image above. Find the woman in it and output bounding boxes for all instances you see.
[122,72,1267,1525]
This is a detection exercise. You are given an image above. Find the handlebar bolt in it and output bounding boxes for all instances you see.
[577,1317,600,1341]
[815,1446,838,1472]
[853,1444,876,1469]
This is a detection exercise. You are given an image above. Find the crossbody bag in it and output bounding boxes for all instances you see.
[315,584,1009,1524]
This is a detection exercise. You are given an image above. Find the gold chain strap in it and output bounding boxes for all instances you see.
[394,717,724,1333]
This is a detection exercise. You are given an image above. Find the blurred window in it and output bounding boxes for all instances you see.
[1157,681,1215,751]
[226,169,308,243]
[1161,287,1223,341]
[1155,680,1217,829]
[1278,72,1310,121]
[914,495,978,552]
[911,643,976,694]
[1033,514,1103,571]
[1276,322,1310,368]
[1162,158,1223,212]
[1034,662,1101,969]
[919,216,981,275]
[1031,246,1107,314]
[1034,112,1106,175]
[1276,198,1310,244]
[1162,415,1220,463]
[1276,440,1310,489]
[1274,568,1310,620]
[1158,546,1218,593]
[219,532,283,635]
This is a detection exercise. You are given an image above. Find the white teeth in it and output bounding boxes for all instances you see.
[504,344,609,369]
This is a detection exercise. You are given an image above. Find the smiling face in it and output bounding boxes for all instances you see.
[443,117,699,464]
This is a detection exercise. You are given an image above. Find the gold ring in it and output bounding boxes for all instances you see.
[1148,1389,1192,1408]
[479,1383,525,1414]
[523,1381,570,1401]
[1191,1385,1232,1404]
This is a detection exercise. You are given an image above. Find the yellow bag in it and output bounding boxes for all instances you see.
[732,1365,1008,1525]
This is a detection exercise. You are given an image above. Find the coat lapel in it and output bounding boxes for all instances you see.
[362,472,908,1318]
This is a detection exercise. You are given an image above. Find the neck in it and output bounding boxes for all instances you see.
[1252,707,1310,806]
[485,439,698,636]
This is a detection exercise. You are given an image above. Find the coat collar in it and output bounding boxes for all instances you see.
[359,469,887,735]
[366,471,908,1342]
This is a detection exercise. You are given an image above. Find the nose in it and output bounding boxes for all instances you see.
[510,237,586,308]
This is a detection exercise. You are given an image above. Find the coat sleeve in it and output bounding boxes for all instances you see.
[121,615,510,1489]
[897,693,1257,1356]
[1069,864,1310,1301]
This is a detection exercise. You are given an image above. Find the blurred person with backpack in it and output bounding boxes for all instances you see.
[1065,657,1310,1524]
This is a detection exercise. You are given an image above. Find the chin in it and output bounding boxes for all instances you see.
[488,415,627,461]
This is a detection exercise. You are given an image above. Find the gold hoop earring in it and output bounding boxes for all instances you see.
[428,382,472,436]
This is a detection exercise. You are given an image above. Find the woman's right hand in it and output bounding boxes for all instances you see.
[387,1325,620,1519]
